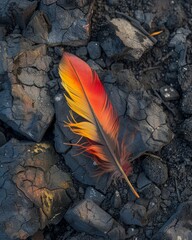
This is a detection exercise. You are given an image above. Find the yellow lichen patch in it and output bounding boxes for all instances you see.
[32,143,50,154]
[41,189,54,218]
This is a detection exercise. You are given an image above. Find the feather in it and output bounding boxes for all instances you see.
[59,52,139,198]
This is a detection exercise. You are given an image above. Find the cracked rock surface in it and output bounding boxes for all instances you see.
[0,34,54,142]
[0,0,37,29]
[0,138,74,240]
[65,199,125,240]
[23,0,95,46]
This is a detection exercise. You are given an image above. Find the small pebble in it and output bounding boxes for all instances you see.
[160,86,180,101]
[87,41,101,60]
[112,190,122,209]
[142,157,168,185]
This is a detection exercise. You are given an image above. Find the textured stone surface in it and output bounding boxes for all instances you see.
[65,199,125,239]
[0,139,74,240]
[152,202,192,240]
[120,202,148,226]
[160,85,180,101]
[85,187,105,205]
[179,65,192,92]
[126,91,173,152]
[180,116,192,144]
[87,41,101,59]
[137,172,151,189]
[99,18,154,60]
[0,0,37,28]
[180,88,192,114]
[142,157,168,185]
[0,34,54,142]
[24,0,95,46]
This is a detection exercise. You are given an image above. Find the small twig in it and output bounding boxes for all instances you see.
[143,152,162,160]
[142,66,161,73]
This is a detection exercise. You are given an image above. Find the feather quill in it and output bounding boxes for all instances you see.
[59,52,139,198]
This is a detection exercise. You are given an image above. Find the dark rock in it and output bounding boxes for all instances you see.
[161,188,171,200]
[147,198,160,217]
[0,25,7,41]
[0,131,6,147]
[87,41,101,60]
[79,187,85,195]
[140,184,161,199]
[87,59,102,72]
[103,71,116,84]
[99,18,154,60]
[0,139,74,240]
[180,88,192,114]
[95,59,106,68]
[112,190,122,209]
[161,138,192,164]
[57,0,77,9]
[0,0,37,28]
[179,65,192,92]
[137,172,151,189]
[152,202,192,240]
[155,27,170,47]
[23,11,51,44]
[144,13,154,28]
[54,46,64,57]
[169,28,191,49]
[166,13,183,31]
[24,0,95,46]
[42,0,57,5]
[65,200,125,239]
[160,85,180,101]
[106,0,119,6]
[127,228,139,238]
[115,69,141,93]
[111,63,124,72]
[120,202,148,226]
[134,10,145,24]
[75,46,88,58]
[180,117,192,144]
[142,156,168,185]
[85,187,105,205]
[0,35,54,142]
[67,234,106,240]
[126,91,173,152]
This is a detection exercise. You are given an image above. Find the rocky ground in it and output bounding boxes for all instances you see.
[0,0,192,240]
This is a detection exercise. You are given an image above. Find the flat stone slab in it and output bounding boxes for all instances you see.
[0,139,75,240]
[0,34,54,142]
[65,199,125,240]
[99,17,155,60]
[23,0,95,46]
